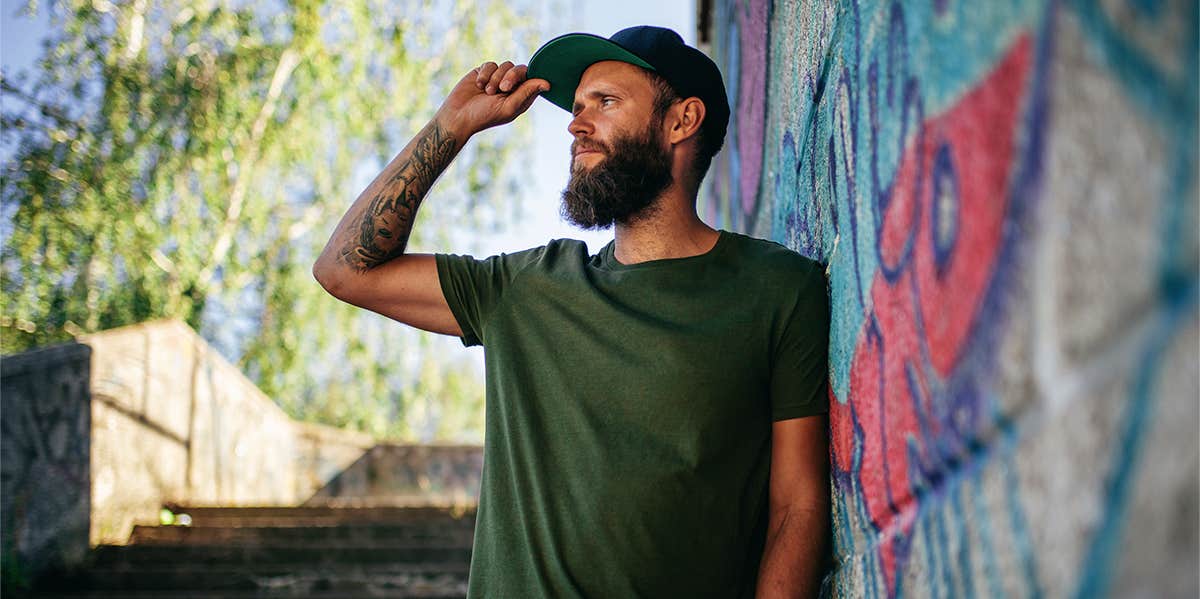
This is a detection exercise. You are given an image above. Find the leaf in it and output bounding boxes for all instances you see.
[1,0,542,441]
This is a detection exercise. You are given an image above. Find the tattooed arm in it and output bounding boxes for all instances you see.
[313,61,548,335]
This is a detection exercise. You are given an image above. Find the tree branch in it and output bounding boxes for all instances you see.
[123,0,149,62]
[198,47,300,288]
[0,78,80,130]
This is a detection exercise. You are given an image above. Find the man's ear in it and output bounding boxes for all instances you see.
[666,97,706,145]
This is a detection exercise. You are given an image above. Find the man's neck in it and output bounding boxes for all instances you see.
[611,186,719,265]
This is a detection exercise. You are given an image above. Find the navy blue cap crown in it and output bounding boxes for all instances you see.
[603,26,730,152]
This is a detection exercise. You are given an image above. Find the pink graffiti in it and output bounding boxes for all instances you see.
[736,0,768,217]
[830,34,1033,596]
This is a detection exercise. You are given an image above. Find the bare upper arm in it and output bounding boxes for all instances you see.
[769,415,830,511]
[313,253,463,337]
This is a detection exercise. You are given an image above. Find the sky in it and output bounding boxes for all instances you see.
[0,0,695,408]
[0,0,695,257]
[0,1,48,81]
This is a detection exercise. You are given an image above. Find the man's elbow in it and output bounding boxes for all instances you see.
[311,260,344,297]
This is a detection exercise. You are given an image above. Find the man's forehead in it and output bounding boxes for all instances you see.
[575,60,655,96]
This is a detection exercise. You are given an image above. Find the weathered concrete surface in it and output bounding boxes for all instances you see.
[1,343,92,587]
[2,321,492,597]
[1,319,378,553]
[306,444,483,506]
[293,420,377,503]
[700,0,1198,597]
[49,506,477,597]
[83,319,301,545]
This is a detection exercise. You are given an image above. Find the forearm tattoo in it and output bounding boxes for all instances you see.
[338,121,458,271]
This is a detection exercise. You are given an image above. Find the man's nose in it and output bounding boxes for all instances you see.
[568,108,593,138]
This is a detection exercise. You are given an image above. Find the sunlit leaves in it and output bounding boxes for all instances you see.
[2,0,539,441]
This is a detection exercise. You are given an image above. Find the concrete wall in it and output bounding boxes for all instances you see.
[1,343,92,587]
[700,1,1198,597]
[83,319,302,544]
[306,444,483,506]
[293,420,378,504]
[0,319,376,551]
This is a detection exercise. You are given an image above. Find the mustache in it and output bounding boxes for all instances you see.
[571,139,611,155]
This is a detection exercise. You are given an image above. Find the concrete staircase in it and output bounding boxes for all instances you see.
[34,505,477,598]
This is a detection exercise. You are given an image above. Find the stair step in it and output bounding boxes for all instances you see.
[91,544,472,567]
[161,506,476,527]
[129,523,475,546]
[48,564,469,593]
[29,505,478,596]
[37,593,464,599]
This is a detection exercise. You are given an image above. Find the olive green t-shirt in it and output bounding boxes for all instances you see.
[435,230,829,598]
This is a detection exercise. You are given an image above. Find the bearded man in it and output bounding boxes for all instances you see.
[313,26,830,598]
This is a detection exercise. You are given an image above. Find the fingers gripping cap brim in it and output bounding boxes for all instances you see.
[527,33,655,112]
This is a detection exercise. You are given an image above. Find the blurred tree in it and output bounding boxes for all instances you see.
[1,0,535,441]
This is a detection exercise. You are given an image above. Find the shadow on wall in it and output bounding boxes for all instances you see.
[78,319,359,544]
[0,319,485,590]
[305,444,483,507]
[0,319,362,587]
[700,0,1198,597]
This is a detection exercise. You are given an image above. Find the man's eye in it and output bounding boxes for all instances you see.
[601,97,616,106]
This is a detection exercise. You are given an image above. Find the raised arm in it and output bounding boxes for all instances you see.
[312,61,548,335]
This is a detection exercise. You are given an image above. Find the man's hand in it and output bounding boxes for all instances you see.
[436,61,549,140]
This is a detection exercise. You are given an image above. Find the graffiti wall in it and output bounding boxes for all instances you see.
[701,0,1198,596]
[1,343,92,588]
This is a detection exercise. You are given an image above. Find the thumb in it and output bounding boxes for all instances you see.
[504,78,550,113]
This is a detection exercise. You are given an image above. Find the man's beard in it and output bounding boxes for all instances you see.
[560,122,674,230]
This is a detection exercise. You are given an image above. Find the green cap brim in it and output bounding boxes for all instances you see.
[527,33,655,113]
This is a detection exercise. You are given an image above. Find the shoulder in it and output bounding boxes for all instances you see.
[543,237,591,255]
[480,238,590,264]
[521,238,591,266]
[436,239,592,283]
[723,232,824,281]
[488,238,593,278]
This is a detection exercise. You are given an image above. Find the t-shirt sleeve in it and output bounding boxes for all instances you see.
[435,246,545,347]
[770,259,831,421]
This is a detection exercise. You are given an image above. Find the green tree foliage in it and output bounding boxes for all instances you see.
[1,0,537,441]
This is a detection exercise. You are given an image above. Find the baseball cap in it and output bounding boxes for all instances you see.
[528,26,730,152]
